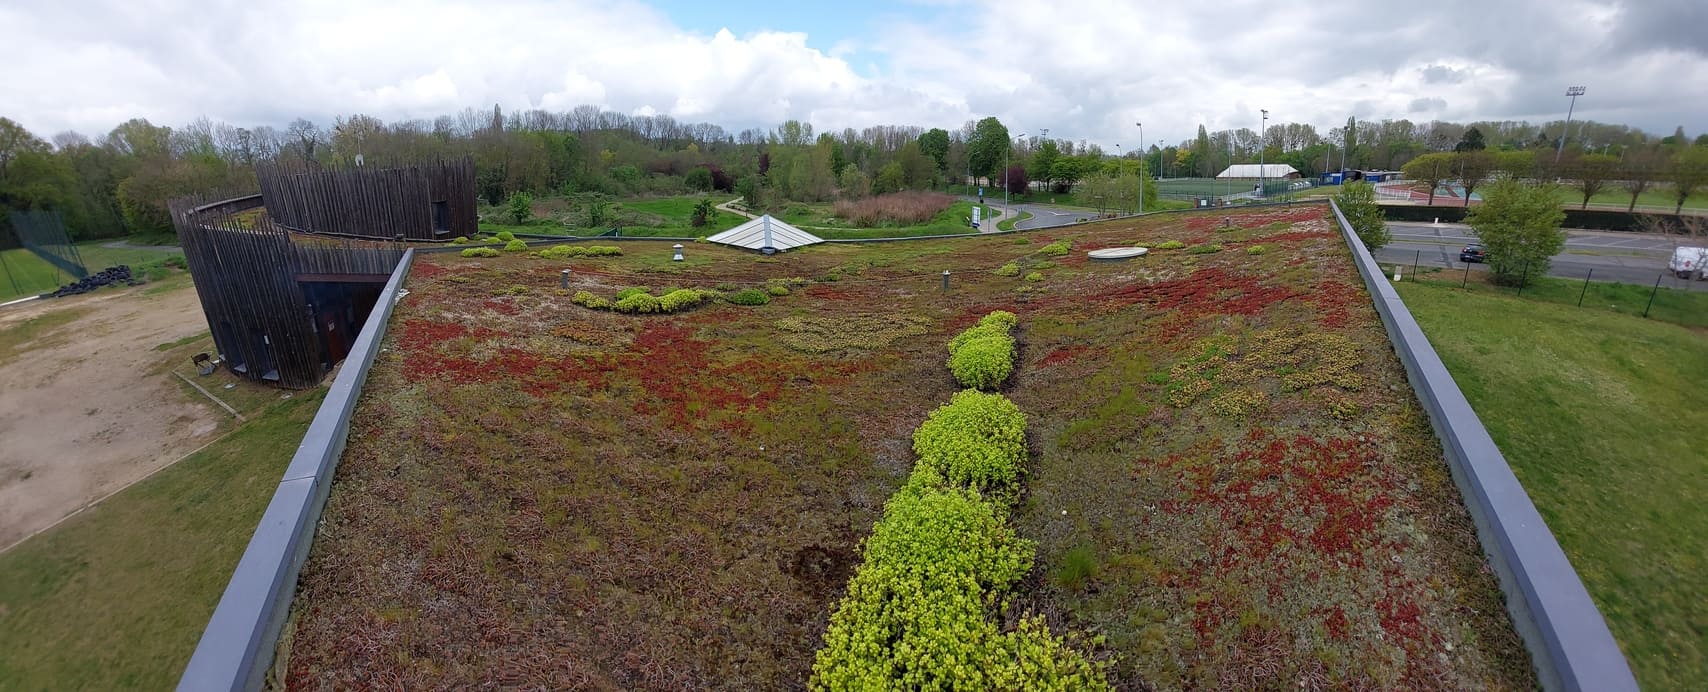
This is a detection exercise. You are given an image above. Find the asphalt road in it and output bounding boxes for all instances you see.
[960,196,1092,231]
[1373,221,1708,290]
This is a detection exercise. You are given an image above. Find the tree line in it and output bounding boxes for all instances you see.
[2,105,1704,241]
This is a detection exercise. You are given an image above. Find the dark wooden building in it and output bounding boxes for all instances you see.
[256,158,477,241]
[173,159,473,388]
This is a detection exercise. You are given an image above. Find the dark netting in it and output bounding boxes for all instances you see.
[9,210,87,279]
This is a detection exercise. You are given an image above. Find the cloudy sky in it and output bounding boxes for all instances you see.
[3,0,1705,148]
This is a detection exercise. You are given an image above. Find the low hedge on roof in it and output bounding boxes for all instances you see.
[911,389,1028,494]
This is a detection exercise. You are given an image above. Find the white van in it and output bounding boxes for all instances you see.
[1670,246,1708,279]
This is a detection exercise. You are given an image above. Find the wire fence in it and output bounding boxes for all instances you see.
[1401,255,1708,329]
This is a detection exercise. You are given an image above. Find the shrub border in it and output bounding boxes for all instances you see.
[1330,199,1636,691]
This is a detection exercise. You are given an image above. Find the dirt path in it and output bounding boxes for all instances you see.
[0,281,220,548]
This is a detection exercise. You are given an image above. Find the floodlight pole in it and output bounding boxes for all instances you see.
[1259,109,1268,198]
[1555,86,1586,166]
[1136,122,1144,213]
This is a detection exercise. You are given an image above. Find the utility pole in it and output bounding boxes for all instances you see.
[1555,86,1586,166]
[1136,122,1144,213]
[1259,109,1268,198]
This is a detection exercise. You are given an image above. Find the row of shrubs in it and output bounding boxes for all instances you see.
[571,285,773,313]
[460,243,623,259]
[947,311,1018,390]
[812,313,1108,689]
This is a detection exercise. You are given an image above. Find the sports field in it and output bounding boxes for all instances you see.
[1153,178,1299,199]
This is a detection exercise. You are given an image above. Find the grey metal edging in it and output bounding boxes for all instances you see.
[1329,200,1635,692]
[177,248,418,692]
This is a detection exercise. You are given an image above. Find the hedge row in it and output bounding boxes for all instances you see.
[812,472,1104,690]
[812,311,1108,690]
[947,311,1018,390]
[538,244,622,259]
[912,390,1027,495]
[572,287,718,314]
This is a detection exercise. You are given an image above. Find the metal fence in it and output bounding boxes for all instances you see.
[1388,252,1708,329]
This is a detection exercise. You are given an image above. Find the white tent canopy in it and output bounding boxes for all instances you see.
[705,214,824,252]
[1215,164,1300,179]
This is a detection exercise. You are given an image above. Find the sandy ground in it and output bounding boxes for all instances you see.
[0,283,220,549]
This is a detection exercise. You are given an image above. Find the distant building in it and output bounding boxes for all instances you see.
[1215,164,1301,179]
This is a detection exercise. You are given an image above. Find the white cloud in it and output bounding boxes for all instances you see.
[0,0,1704,148]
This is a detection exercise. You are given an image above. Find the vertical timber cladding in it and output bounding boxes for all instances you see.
[255,157,477,240]
[174,210,325,389]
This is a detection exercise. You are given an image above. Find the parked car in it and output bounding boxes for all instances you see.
[1670,246,1708,279]
[1460,244,1485,263]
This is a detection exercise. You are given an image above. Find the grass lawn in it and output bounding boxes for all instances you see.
[772,199,993,239]
[1395,280,1708,689]
[1411,269,1708,329]
[0,240,184,301]
[1549,183,1704,211]
[0,390,325,689]
[281,204,1529,688]
[998,210,1033,231]
[479,195,746,239]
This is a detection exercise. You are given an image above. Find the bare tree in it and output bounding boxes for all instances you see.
[286,118,323,162]
[51,130,90,151]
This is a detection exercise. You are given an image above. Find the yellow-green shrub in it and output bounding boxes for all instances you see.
[571,291,610,309]
[539,244,622,260]
[612,291,661,314]
[946,311,1018,390]
[812,474,1106,690]
[1038,240,1071,256]
[950,336,1016,390]
[503,239,528,252]
[1157,240,1185,250]
[912,390,1027,492]
[658,288,712,312]
[460,247,500,258]
[994,262,1021,277]
[1024,271,1045,282]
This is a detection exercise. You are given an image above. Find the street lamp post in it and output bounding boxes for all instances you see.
[1005,134,1026,213]
[1554,86,1586,166]
[1038,128,1048,193]
[1258,109,1268,198]
[1136,122,1144,213]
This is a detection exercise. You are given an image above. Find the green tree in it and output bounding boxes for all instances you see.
[1619,146,1664,212]
[684,166,713,192]
[966,117,1010,182]
[1454,127,1487,152]
[735,175,759,209]
[1400,152,1455,205]
[690,199,715,227]
[506,191,533,225]
[872,161,905,195]
[1493,150,1537,181]
[895,141,936,190]
[1455,151,1494,207]
[1566,153,1619,209]
[1028,139,1060,190]
[1466,179,1566,285]
[917,128,950,174]
[1335,181,1390,251]
[1193,125,1213,177]
[837,164,870,198]
[1668,147,1708,214]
